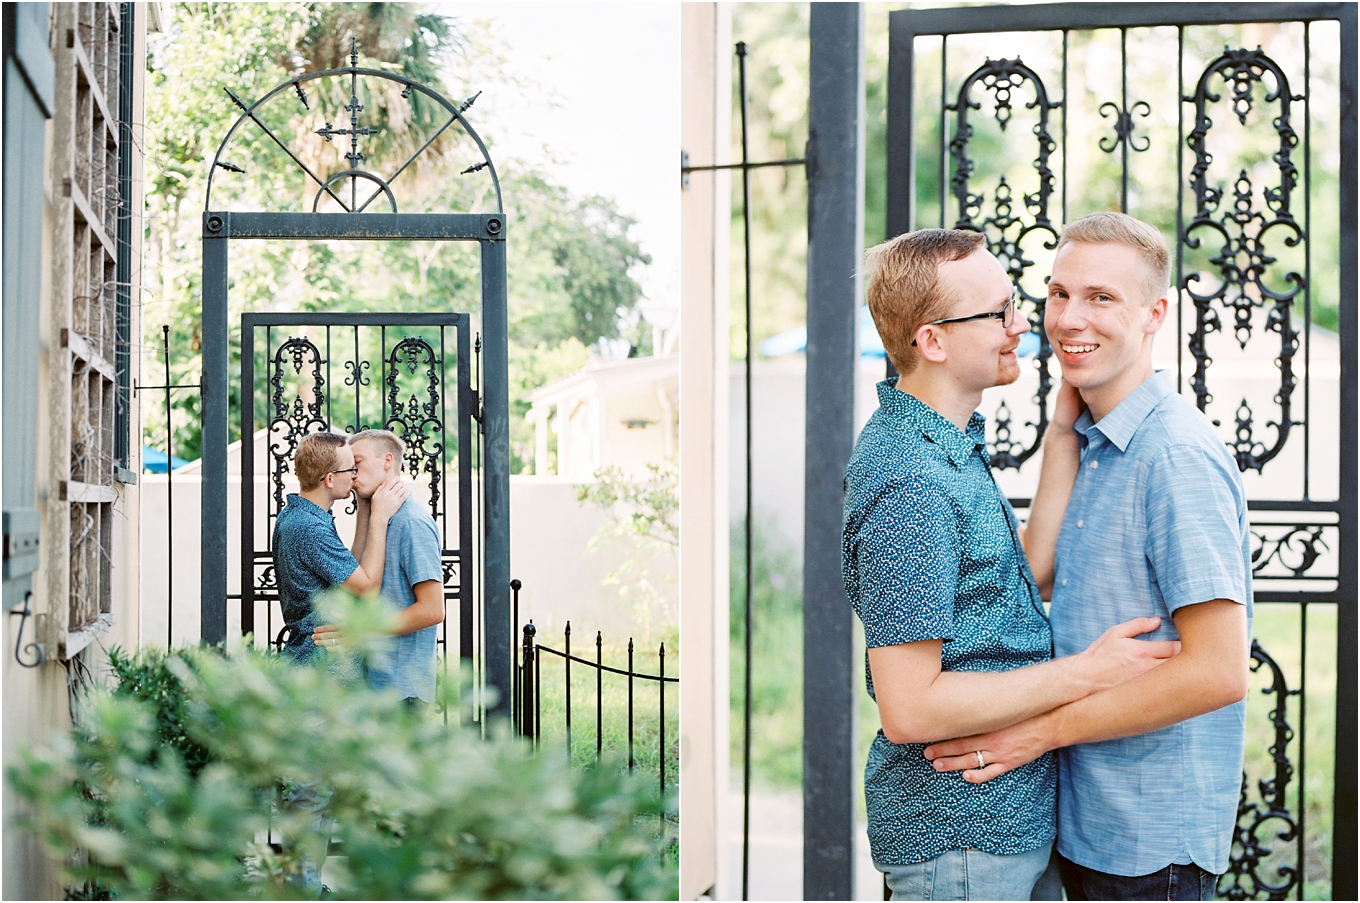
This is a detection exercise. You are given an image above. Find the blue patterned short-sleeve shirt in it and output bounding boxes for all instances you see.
[843,380,1056,866]
[273,494,359,663]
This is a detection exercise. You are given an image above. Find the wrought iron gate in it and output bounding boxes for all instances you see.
[888,4,1355,898]
[199,40,512,712]
[239,314,477,668]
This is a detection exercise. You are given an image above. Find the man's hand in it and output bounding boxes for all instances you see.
[1076,616,1180,692]
[369,477,409,522]
[312,623,345,649]
[923,714,1051,783]
[1050,378,1086,435]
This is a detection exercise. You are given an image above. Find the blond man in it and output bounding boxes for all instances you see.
[925,213,1252,901]
[272,432,408,663]
[844,229,1178,900]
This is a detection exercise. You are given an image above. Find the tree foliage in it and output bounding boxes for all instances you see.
[141,4,651,471]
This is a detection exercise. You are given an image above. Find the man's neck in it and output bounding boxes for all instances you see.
[1080,360,1155,423]
[299,486,335,511]
[894,369,982,432]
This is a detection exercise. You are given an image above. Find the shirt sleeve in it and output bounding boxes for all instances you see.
[1144,444,1250,613]
[398,513,445,591]
[850,477,959,648]
[304,520,360,588]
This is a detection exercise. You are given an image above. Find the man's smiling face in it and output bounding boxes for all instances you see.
[1044,240,1167,413]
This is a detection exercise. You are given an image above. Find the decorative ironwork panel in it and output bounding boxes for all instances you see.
[1183,47,1304,474]
[1220,640,1301,901]
[948,56,1062,469]
[267,337,328,514]
[385,336,444,522]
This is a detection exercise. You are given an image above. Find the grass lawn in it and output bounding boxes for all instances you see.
[732,527,1341,899]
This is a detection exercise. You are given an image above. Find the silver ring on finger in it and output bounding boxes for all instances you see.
[975,750,985,769]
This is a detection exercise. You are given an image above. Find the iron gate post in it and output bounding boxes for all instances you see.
[1333,6,1357,895]
[201,217,229,645]
[481,235,512,718]
[804,4,864,899]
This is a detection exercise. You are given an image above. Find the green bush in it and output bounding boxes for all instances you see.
[8,645,677,900]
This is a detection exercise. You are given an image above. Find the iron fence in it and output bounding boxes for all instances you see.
[512,585,678,799]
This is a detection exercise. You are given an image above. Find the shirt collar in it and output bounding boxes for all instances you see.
[875,379,987,468]
[1075,369,1175,453]
[286,493,331,519]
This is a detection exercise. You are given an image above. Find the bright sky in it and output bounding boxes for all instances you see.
[431,3,680,328]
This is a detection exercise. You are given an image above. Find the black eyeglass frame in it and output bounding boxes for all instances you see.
[327,466,360,477]
[910,293,1017,346]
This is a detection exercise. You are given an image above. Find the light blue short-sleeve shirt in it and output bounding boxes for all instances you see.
[365,496,444,702]
[1050,370,1252,877]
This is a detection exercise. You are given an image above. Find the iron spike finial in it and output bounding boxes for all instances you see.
[459,91,482,114]
[350,36,359,68]
[460,161,488,175]
[215,160,245,174]
[294,82,309,110]
[224,87,248,112]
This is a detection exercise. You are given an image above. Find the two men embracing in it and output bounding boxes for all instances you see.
[845,213,1252,901]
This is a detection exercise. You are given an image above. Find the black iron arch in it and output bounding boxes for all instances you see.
[204,39,504,215]
[198,37,512,719]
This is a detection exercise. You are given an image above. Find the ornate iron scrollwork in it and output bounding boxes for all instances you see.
[385,337,444,520]
[269,336,328,512]
[1099,99,1152,154]
[949,57,1061,469]
[254,562,279,598]
[1251,524,1328,578]
[1183,47,1303,473]
[1220,640,1300,900]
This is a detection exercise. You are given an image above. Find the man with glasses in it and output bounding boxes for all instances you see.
[845,229,1178,900]
[273,431,409,664]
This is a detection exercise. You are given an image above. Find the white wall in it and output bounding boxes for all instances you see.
[139,474,676,650]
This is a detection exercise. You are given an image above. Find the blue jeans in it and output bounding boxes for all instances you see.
[1057,852,1217,901]
[877,841,1059,901]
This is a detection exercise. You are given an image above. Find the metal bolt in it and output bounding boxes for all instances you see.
[487,217,502,235]
[206,215,224,233]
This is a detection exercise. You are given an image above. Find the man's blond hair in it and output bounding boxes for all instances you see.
[864,229,987,375]
[1055,212,1171,305]
[348,429,405,470]
[294,432,346,491]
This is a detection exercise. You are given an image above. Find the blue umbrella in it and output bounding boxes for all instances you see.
[142,445,193,473]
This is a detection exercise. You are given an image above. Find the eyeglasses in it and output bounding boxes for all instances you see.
[911,293,1017,346]
[327,467,359,477]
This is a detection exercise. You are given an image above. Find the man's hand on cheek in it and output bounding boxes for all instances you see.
[922,713,1055,784]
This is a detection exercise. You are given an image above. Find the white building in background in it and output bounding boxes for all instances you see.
[524,339,680,480]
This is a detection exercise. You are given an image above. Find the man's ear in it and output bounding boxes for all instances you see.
[914,324,949,364]
[1144,293,1169,335]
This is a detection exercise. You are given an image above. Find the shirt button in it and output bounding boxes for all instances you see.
[1062,578,1068,586]
[1089,460,1099,469]
[1077,519,1084,528]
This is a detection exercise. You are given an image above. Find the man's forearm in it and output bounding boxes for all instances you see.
[351,502,371,561]
[1040,642,1246,750]
[1023,430,1080,597]
[876,651,1110,745]
[355,515,389,591]
[391,582,444,635]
